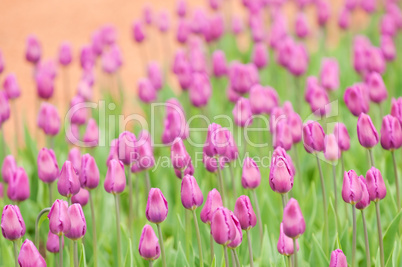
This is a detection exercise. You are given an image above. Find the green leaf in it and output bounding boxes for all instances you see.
[124,238,133,267]
[384,210,402,265]
[80,243,87,267]
[312,233,329,265]
[175,242,189,267]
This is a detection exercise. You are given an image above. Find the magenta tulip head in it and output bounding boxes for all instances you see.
[233,97,253,127]
[181,175,204,210]
[210,207,237,245]
[277,223,299,256]
[189,73,212,108]
[324,134,340,162]
[117,131,138,166]
[273,119,293,151]
[288,112,303,144]
[71,188,89,207]
[229,62,259,94]
[380,114,402,150]
[57,161,81,198]
[25,35,41,64]
[269,154,294,194]
[58,42,72,66]
[333,123,350,151]
[329,249,348,267]
[357,113,379,148]
[104,159,126,194]
[47,231,63,253]
[79,153,100,190]
[146,188,168,224]
[7,167,30,202]
[212,50,228,77]
[228,213,243,249]
[288,43,309,77]
[1,205,26,241]
[139,224,160,261]
[171,137,191,170]
[302,121,325,153]
[249,85,279,115]
[176,0,186,17]
[295,12,310,38]
[135,130,155,171]
[147,62,163,91]
[48,199,71,236]
[69,95,88,125]
[138,78,157,103]
[0,91,10,127]
[132,20,146,43]
[1,155,17,184]
[320,58,339,91]
[367,72,387,103]
[18,239,47,267]
[68,148,81,174]
[200,189,222,225]
[3,74,21,99]
[242,157,261,189]
[234,195,257,230]
[356,176,370,210]
[83,118,99,147]
[367,47,386,74]
[365,167,387,202]
[282,198,305,239]
[342,170,363,205]
[344,83,370,117]
[252,42,268,69]
[37,148,59,183]
[37,103,61,136]
[381,35,396,62]
[391,97,402,125]
[65,204,86,240]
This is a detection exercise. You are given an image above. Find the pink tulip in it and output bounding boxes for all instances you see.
[7,167,30,202]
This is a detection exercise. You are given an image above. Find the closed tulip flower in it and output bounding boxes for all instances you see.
[3,74,21,99]
[288,43,309,77]
[252,42,268,69]
[324,134,340,162]
[234,195,257,230]
[37,103,61,136]
[344,83,370,117]
[174,161,194,179]
[47,231,63,253]
[381,35,396,61]
[203,153,224,173]
[308,88,330,116]
[391,97,402,124]
[138,78,157,103]
[273,119,293,151]
[143,5,153,24]
[104,159,126,194]
[333,123,350,151]
[37,148,59,183]
[35,70,54,100]
[58,42,72,66]
[68,147,81,174]
[249,85,279,115]
[212,50,227,77]
[210,207,236,245]
[288,112,303,143]
[277,223,299,256]
[282,198,305,238]
[365,167,387,202]
[356,176,370,210]
[380,115,402,150]
[357,113,379,148]
[83,118,99,147]
[117,131,138,166]
[338,8,350,30]
[200,189,222,224]
[181,175,203,210]
[57,161,81,198]
[162,99,189,144]
[342,170,363,205]
[132,21,146,43]
[242,157,261,189]
[367,47,386,74]
[146,188,168,223]
[1,155,17,183]
[1,205,26,240]
[8,167,30,202]
[171,137,191,170]
[176,19,190,44]
[295,12,310,38]
[320,58,339,91]
[273,147,296,176]
[367,72,387,103]
[269,155,294,194]
[228,213,243,249]
[329,249,347,267]
[18,240,46,267]
[176,0,186,17]
[71,188,89,207]
[317,0,330,26]
[79,154,100,190]
[48,199,71,236]
[229,62,259,94]
[0,91,10,126]
[233,97,253,127]
[302,121,325,153]
[136,130,155,171]
[189,73,212,108]
[65,204,86,240]
[25,35,41,64]
[139,225,160,261]
[69,95,88,125]
[147,62,163,91]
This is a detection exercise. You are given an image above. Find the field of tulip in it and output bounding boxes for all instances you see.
[1,0,402,266]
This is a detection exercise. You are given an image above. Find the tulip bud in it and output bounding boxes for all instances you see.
[171,137,191,170]
[365,167,386,202]
[295,13,310,38]
[200,189,222,224]
[157,11,170,33]
[176,0,186,17]
[320,58,339,91]
[224,131,239,162]
[3,74,21,99]
[0,91,10,127]
[317,0,330,26]
[210,207,236,245]
[356,176,370,210]
[273,147,296,176]
[138,78,157,103]
[391,97,402,124]
[72,188,89,207]
[65,204,86,240]
[1,205,26,240]
[189,73,212,108]
[228,213,243,249]
[342,170,363,205]
[308,87,330,116]
[59,42,72,66]
[162,99,189,144]
[345,0,358,10]
[288,43,309,77]
[233,97,253,127]
[132,21,146,43]
[353,36,371,74]
[361,0,376,13]
[47,231,63,253]
[104,159,126,194]
[1,155,17,183]
[203,153,224,173]
[277,223,299,256]
[302,121,325,153]
[212,50,228,77]
[0,51,4,74]
[35,71,54,100]
[68,148,81,175]
[25,35,41,64]
[37,148,59,183]
[18,239,46,267]
[288,112,303,144]
[48,199,71,236]
[234,195,257,230]
[143,5,152,24]
[380,115,402,150]
[269,155,294,194]
[147,62,163,91]
[381,14,397,37]
[282,198,305,239]
[139,224,160,261]
[57,161,81,198]
[366,72,387,103]
[338,8,350,30]
[357,113,379,148]
[333,123,350,151]
[324,134,340,162]
[146,188,168,223]
[381,35,396,61]
[231,16,244,35]
[252,42,268,69]
[273,119,293,151]
[367,47,386,74]
[177,19,190,44]
[69,95,88,125]
[82,118,99,147]
[329,249,348,267]
[174,161,194,179]
[181,175,204,210]
[80,45,95,70]
[136,130,155,171]
[8,167,30,202]
[249,85,279,115]
[241,157,261,189]
[117,131,138,166]
[229,62,259,94]
[37,103,61,136]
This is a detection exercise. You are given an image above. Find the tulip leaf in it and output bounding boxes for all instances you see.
[312,233,329,264]
[175,242,189,267]
[384,210,402,265]
[124,237,133,267]
[80,242,87,267]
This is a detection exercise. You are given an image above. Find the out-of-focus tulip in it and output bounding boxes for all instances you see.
[189,73,212,107]
[48,199,71,236]
[176,0,186,17]
[365,167,386,202]
[353,36,371,74]
[181,175,203,210]
[0,91,10,127]
[147,62,163,91]
[146,188,168,223]
[65,204,86,240]
[83,118,99,147]
[100,25,117,45]
[143,5,152,24]
[344,83,370,117]
[162,99,189,144]
[381,14,397,37]
[176,19,190,44]
[68,147,81,174]
[80,45,95,70]
[345,0,358,10]
[295,13,310,38]
[1,155,17,184]
[212,50,227,77]
[338,8,350,30]
[138,78,157,103]
[71,188,89,207]
[381,35,396,61]
[69,95,88,125]
[0,51,4,74]
[229,62,259,94]
[200,189,222,224]
[90,30,103,56]
[288,111,303,144]
[26,35,41,64]
[288,43,309,76]
[234,195,256,230]
[0,183,3,199]
[47,231,63,253]
[366,72,387,103]
[158,11,170,33]
[333,123,350,151]
[232,16,244,35]
[37,148,59,183]
[139,225,160,261]
[7,167,30,202]
[391,97,402,124]
[241,157,261,189]
[269,154,294,194]
[282,198,305,238]
[37,103,60,136]
[104,159,126,194]
[233,97,253,127]
[3,74,21,99]
[171,137,191,170]
[317,0,330,26]
[1,205,25,240]
[135,130,155,171]
[132,21,146,43]
[342,170,363,205]
[277,223,299,256]
[59,42,72,66]
[329,249,348,267]
[357,113,379,148]
[356,176,370,210]
[57,161,81,198]
[308,88,330,116]
[35,71,54,100]
[249,85,279,115]
[320,58,339,91]
[380,115,402,150]
[226,84,241,103]
[361,0,376,13]
[273,119,293,151]
[252,42,268,69]
[18,239,46,267]
[117,131,138,166]
[302,121,325,153]
[367,47,386,74]
[210,207,236,245]
[324,134,340,161]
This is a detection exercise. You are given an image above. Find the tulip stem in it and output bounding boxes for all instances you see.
[48,183,53,207]
[246,230,254,267]
[114,194,122,267]
[59,234,64,267]
[252,189,263,243]
[73,241,78,267]
[13,240,18,267]
[145,171,151,194]
[192,209,204,267]
[352,205,356,267]
[149,261,153,267]
[12,101,19,154]
[292,238,298,267]
[126,166,133,234]
[361,210,371,267]
[210,232,214,263]
[391,151,401,211]
[223,246,229,267]
[368,149,375,167]
[35,207,51,248]
[89,192,97,267]
[156,224,167,267]
[315,155,328,253]
[230,250,236,267]
[375,202,385,267]
[341,153,349,222]
[332,164,338,221]
[216,160,226,206]
[281,194,287,211]
[229,162,236,199]
[233,249,240,267]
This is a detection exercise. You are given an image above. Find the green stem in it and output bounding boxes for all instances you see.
[12,101,19,154]
[60,234,64,267]
[375,202,385,267]
[48,183,53,207]
[145,171,151,194]
[223,246,229,267]
[246,230,254,267]
[73,241,78,267]
[229,162,236,199]
[149,261,153,267]
[210,232,214,263]
[216,160,226,206]
[157,224,167,267]
[352,205,356,267]
[368,148,375,167]
[35,207,51,248]
[316,155,328,253]
[127,165,133,234]
[332,164,338,222]
[230,250,236,267]
[252,189,263,242]
[341,153,349,223]
[287,256,291,267]
[89,192,97,267]
[233,249,240,267]
[67,197,71,206]
[192,209,203,267]
[361,210,371,267]
[391,151,401,211]
[13,240,18,267]
[293,239,298,267]
[242,129,247,156]
[114,194,122,267]
[281,194,287,211]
